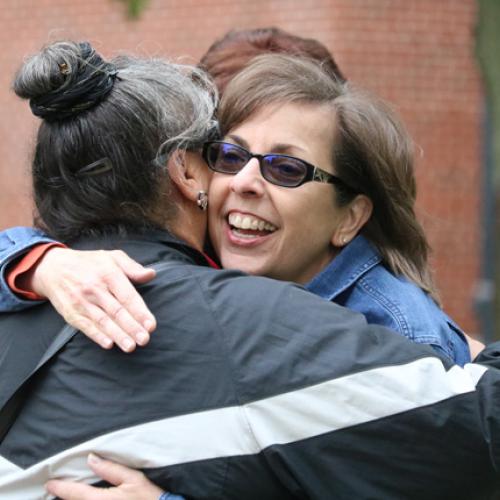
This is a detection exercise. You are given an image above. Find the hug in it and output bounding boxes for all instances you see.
[0,33,497,499]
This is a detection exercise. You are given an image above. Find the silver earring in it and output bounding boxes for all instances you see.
[197,190,208,211]
[342,237,348,245]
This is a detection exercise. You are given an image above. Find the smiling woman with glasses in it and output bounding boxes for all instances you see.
[206,53,472,367]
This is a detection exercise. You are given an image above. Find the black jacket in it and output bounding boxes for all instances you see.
[1,230,500,499]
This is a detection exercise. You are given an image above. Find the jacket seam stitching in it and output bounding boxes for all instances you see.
[356,277,412,337]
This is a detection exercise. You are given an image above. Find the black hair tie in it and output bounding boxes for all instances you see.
[30,42,119,121]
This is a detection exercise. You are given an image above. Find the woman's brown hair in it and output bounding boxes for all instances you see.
[218,54,438,302]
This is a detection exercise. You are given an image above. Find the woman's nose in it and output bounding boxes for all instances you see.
[229,158,265,196]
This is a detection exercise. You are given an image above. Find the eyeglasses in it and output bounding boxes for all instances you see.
[202,141,353,189]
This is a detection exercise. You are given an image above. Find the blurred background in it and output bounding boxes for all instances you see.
[0,0,498,340]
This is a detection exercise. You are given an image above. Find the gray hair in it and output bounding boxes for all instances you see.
[13,41,217,241]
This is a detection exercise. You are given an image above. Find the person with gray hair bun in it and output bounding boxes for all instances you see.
[0,39,219,498]
[13,40,217,244]
[3,40,500,500]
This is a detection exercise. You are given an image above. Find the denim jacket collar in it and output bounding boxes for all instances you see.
[306,235,381,301]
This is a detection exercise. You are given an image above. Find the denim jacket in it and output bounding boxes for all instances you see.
[0,228,470,365]
[306,235,471,366]
[0,227,56,312]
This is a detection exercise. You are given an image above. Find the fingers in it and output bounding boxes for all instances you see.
[44,454,139,500]
[86,453,145,486]
[70,303,138,353]
[90,292,148,351]
[36,248,157,352]
[77,252,157,347]
[111,250,157,285]
[80,275,155,352]
[102,263,157,334]
[45,479,110,500]
[45,454,164,500]
[64,313,114,350]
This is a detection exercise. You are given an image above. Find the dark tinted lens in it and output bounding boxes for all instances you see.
[206,143,249,174]
[263,155,308,187]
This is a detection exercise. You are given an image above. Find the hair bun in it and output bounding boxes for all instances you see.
[14,41,118,121]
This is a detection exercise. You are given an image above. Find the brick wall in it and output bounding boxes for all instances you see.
[0,0,482,334]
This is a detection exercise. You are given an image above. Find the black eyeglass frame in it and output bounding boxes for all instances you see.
[202,140,355,190]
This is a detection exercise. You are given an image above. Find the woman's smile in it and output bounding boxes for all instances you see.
[209,101,345,284]
[225,210,277,245]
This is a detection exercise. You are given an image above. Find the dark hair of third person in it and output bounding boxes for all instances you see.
[199,27,345,95]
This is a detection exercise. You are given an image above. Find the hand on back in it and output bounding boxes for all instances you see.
[32,247,157,352]
[46,454,164,500]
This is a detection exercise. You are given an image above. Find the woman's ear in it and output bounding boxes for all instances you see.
[167,150,211,204]
[332,195,373,247]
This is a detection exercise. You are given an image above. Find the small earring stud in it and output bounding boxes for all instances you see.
[196,190,208,211]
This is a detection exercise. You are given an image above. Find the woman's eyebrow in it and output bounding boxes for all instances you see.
[226,134,307,155]
[268,143,308,155]
[225,134,248,148]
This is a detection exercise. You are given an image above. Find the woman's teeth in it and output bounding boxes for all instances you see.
[228,213,277,232]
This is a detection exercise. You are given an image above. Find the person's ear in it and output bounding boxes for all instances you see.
[331,195,373,247]
[167,150,211,204]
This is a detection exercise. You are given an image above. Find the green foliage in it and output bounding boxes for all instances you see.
[119,0,150,19]
[476,0,500,184]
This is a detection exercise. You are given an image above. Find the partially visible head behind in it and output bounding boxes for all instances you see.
[215,54,436,298]
[14,41,217,242]
[200,27,345,95]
